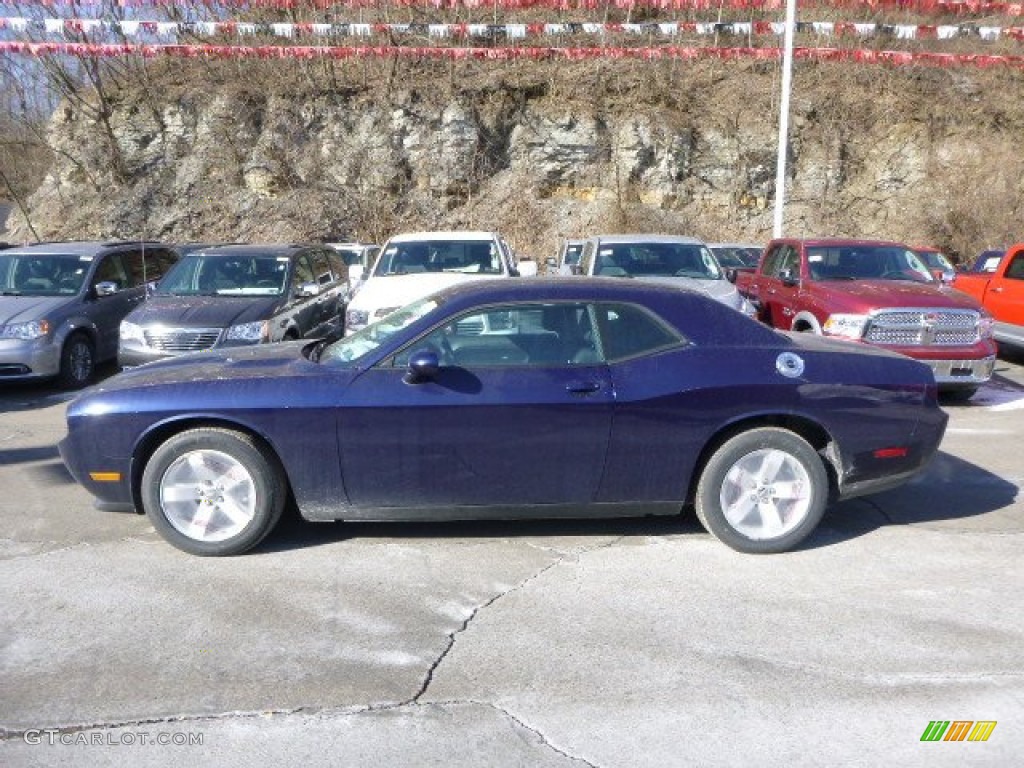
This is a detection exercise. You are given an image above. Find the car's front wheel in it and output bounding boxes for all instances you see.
[695,427,828,554]
[140,428,287,556]
[58,333,95,389]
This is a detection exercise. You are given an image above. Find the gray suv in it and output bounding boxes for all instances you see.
[0,241,177,388]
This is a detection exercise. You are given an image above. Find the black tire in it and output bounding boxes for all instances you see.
[57,333,95,389]
[695,427,828,554]
[940,386,978,403]
[140,428,287,556]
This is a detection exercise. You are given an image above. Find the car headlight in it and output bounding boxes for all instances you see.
[346,308,369,328]
[120,320,144,343]
[822,313,869,340]
[978,315,995,339]
[0,319,51,340]
[225,321,268,343]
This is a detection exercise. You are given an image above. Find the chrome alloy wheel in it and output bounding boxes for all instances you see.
[159,449,257,542]
[719,448,813,540]
[68,340,93,383]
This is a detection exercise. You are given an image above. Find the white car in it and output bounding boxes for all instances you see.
[577,234,757,317]
[326,242,380,299]
[344,231,534,335]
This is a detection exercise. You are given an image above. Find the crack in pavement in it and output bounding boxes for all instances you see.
[484,701,601,768]
[409,535,627,705]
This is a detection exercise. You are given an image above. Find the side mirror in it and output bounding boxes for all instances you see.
[725,268,737,284]
[779,268,799,287]
[348,264,364,283]
[94,281,118,297]
[570,264,584,276]
[545,257,557,268]
[404,348,440,384]
[295,282,320,298]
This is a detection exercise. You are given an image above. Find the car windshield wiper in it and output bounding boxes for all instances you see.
[1,290,24,295]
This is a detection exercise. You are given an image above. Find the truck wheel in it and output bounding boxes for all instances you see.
[57,333,95,389]
[695,427,828,554]
[140,428,287,556]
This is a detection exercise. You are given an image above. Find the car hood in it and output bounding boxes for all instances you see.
[812,280,982,312]
[631,276,743,306]
[0,295,70,325]
[128,295,281,327]
[88,340,332,393]
[350,273,503,313]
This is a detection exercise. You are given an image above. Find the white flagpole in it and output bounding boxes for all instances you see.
[773,0,797,238]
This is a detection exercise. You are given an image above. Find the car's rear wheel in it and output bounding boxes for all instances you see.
[58,333,95,389]
[140,428,286,556]
[695,427,828,554]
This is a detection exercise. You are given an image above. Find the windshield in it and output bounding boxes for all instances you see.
[156,252,289,296]
[595,243,722,279]
[806,246,934,282]
[373,240,504,277]
[320,297,441,365]
[917,250,955,273]
[0,254,90,296]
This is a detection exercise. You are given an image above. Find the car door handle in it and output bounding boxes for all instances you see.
[990,286,1004,293]
[566,381,602,394]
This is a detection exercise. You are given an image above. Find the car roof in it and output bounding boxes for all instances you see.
[386,231,498,243]
[432,276,707,304]
[782,237,910,248]
[1,240,165,256]
[709,243,762,249]
[587,234,706,245]
[184,244,312,257]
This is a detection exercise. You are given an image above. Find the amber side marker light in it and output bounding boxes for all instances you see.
[873,448,909,459]
[89,472,122,482]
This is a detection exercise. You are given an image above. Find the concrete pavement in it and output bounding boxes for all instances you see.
[1,353,1022,767]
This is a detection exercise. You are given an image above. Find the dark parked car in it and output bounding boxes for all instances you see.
[61,278,947,557]
[1,240,178,387]
[118,243,348,367]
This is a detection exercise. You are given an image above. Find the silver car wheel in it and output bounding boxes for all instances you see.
[159,449,257,543]
[719,448,813,540]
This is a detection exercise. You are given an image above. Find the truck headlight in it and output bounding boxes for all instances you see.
[978,315,995,339]
[225,321,267,343]
[119,320,144,343]
[823,314,869,340]
[0,319,51,340]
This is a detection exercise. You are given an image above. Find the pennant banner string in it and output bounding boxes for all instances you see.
[2,17,1020,43]
[0,0,1021,16]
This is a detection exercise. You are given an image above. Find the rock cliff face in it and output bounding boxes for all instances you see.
[7,62,1023,261]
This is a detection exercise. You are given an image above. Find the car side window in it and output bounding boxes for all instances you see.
[309,251,335,286]
[93,254,128,290]
[291,255,316,291]
[123,249,174,288]
[392,302,601,369]
[761,246,783,278]
[592,302,683,362]
[324,251,349,283]
[1006,253,1024,281]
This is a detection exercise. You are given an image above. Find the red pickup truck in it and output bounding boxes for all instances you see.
[952,243,1024,351]
[733,238,997,399]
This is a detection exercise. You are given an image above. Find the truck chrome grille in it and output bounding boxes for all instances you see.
[143,328,222,353]
[864,310,980,346]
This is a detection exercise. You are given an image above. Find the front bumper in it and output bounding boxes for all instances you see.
[923,356,996,386]
[0,337,61,381]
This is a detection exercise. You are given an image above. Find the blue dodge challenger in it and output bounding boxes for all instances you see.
[59,278,948,556]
